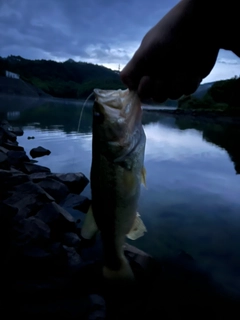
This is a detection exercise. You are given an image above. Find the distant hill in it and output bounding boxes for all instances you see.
[192,81,215,99]
[0,55,125,99]
[0,76,51,98]
[0,55,215,101]
[178,76,240,115]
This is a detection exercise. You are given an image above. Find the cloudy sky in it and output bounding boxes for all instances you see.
[0,0,239,83]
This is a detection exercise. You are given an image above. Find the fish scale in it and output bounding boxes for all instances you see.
[81,88,147,282]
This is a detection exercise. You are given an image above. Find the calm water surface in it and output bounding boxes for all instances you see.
[1,96,240,298]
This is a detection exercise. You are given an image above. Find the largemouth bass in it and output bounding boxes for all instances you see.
[81,88,147,281]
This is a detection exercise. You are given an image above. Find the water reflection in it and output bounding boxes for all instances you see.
[1,97,240,176]
[175,117,240,174]
[1,97,240,297]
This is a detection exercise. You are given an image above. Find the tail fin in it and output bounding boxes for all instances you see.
[126,212,147,240]
[103,256,135,282]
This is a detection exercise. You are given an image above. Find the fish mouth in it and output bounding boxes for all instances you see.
[93,88,141,121]
[93,88,130,111]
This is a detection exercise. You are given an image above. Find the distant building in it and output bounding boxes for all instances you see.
[5,70,20,79]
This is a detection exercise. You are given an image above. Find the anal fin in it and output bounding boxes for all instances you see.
[141,167,147,188]
[126,212,147,240]
[81,205,99,239]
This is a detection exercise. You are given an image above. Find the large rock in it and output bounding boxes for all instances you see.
[21,162,51,174]
[4,182,54,219]
[30,146,51,159]
[0,146,9,154]
[63,246,82,272]
[0,202,18,258]
[0,168,12,181]
[0,152,9,170]
[88,294,106,320]
[0,202,18,222]
[4,171,30,189]
[124,243,154,272]
[54,173,89,194]
[3,142,24,151]
[29,172,54,182]
[63,232,81,248]
[9,127,24,136]
[0,120,9,125]
[36,202,76,237]
[1,125,17,142]
[18,244,53,275]
[14,216,51,246]
[37,178,69,203]
[13,181,54,200]
[7,150,30,166]
[0,128,4,145]
[22,245,52,260]
[60,193,91,213]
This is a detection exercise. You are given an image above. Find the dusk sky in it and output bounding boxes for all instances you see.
[0,0,239,83]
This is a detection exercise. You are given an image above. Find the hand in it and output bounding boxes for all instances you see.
[120,0,220,102]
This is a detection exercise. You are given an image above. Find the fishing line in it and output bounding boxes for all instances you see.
[72,91,95,171]
[77,91,95,134]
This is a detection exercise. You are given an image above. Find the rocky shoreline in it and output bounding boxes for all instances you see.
[0,120,238,319]
[0,119,161,319]
[144,108,240,124]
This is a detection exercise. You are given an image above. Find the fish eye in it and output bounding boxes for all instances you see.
[94,111,104,123]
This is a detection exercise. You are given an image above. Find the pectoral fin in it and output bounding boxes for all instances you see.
[81,205,99,239]
[141,167,147,188]
[126,212,147,240]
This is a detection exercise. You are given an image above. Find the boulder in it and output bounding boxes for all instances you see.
[30,146,51,159]
[29,172,54,182]
[19,244,53,275]
[88,294,106,320]
[7,150,30,166]
[14,216,51,246]
[21,162,51,174]
[37,178,69,203]
[0,203,18,255]
[124,243,154,271]
[13,181,54,201]
[4,182,54,219]
[36,202,76,237]
[0,120,9,125]
[54,172,89,194]
[0,127,4,145]
[63,232,81,248]
[1,125,17,142]
[4,194,38,219]
[0,146,9,154]
[0,152,9,170]
[60,193,91,213]
[9,127,24,136]
[49,242,65,257]
[0,202,18,222]
[0,168,12,181]
[63,246,82,272]
[3,141,24,151]
[23,245,52,260]
[4,171,30,189]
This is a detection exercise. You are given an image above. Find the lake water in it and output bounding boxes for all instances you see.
[1,96,240,299]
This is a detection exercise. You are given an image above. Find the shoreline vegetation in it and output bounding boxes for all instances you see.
[0,55,240,121]
[145,76,240,123]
